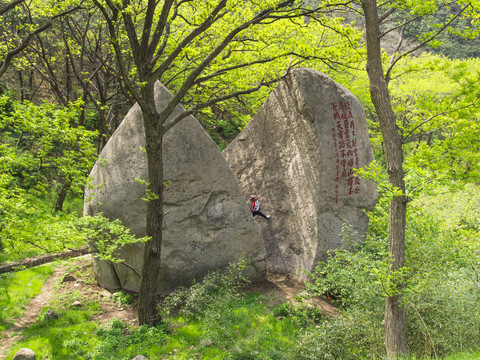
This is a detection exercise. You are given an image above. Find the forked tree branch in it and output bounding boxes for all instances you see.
[385,3,472,82]
[159,0,296,133]
[164,73,290,134]
[0,5,81,78]
[0,0,24,15]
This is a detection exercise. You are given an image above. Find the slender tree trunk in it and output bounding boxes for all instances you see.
[55,179,71,212]
[137,86,165,326]
[79,90,88,127]
[361,0,407,358]
[65,52,72,104]
[18,70,25,101]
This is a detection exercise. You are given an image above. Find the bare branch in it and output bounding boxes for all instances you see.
[386,21,406,84]
[0,0,24,15]
[147,0,175,63]
[0,5,81,78]
[93,0,141,104]
[165,74,288,134]
[118,260,141,278]
[385,3,472,82]
[160,0,296,132]
[380,14,423,39]
[121,2,141,62]
[378,7,395,24]
[152,0,228,81]
[193,54,293,85]
[402,99,479,144]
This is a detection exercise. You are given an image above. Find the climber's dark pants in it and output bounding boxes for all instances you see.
[252,210,268,219]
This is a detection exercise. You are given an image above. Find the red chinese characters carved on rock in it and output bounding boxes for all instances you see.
[330,101,360,203]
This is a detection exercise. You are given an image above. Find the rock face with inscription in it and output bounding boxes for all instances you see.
[84,82,266,293]
[223,68,377,282]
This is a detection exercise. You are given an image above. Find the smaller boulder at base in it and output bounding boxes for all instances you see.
[223,68,377,282]
[13,348,36,360]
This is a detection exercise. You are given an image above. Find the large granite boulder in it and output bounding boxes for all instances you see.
[84,82,266,293]
[223,68,377,282]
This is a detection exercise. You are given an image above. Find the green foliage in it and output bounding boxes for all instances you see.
[159,258,251,320]
[402,184,480,357]
[0,96,97,195]
[77,213,150,264]
[0,96,98,260]
[0,197,84,262]
[91,320,168,360]
[400,4,480,59]
[272,302,324,327]
[304,181,480,358]
[101,0,365,146]
[296,315,383,360]
[111,291,134,306]
[388,55,480,186]
[304,244,387,311]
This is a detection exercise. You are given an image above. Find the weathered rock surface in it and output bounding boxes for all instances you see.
[223,68,377,282]
[44,309,59,320]
[84,82,266,293]
[62,274,76,282]
[13,348,36,360]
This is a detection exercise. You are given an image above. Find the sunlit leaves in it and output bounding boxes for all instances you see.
[0,96,98,195]
[385,54,480,187]
[77,213,149,263]
[92,0,364,142]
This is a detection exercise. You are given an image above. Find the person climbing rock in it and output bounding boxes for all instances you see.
[249,195,271,219]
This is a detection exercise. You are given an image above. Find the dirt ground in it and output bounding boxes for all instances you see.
[0,255,338,358]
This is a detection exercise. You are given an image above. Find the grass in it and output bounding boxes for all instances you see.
[6,294,307,359]
[7,286,478,360]
[0,263,56,334]
[3,261,316,360]
[159,294,302,359]
[5,282,103,359]
[442,353,480,360]
[3,256,480,360]
[401,353,480,360]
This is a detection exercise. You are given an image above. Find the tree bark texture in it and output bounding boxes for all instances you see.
[137,86,165,327]
[360,0,407,358]
[0,247,89,274]
[54,179,70,212]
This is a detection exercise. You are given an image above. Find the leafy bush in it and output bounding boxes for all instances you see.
[111,291,134,306]
[296,316,382,360]
[304,243,387,311]
[77,213,150,264]
[159,258,251,319]
[272,302,324,327]
[92,319,168,359]
[302,182,480,359]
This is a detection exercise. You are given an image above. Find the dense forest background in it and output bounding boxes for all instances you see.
[1,0,480,359]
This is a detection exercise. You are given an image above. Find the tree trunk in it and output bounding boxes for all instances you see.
[361,0,407,358]
[55,179,71,212]
[18,70,25,101]
[137,87,165,326]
